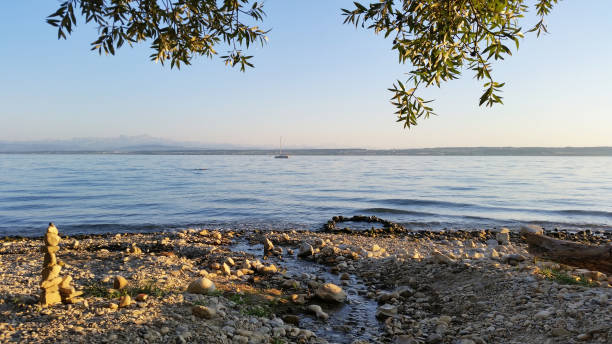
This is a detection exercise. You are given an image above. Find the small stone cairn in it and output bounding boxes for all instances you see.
[40,223,82,306]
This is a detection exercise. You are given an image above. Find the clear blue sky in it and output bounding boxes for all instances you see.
[1,0,611,148]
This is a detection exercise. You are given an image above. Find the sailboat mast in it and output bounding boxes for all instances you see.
[279,137,282,155]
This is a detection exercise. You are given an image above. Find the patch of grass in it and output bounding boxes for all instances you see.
[83,281,113,298]
[242,304,272,317]
[83,280,171,298]
[271,339,285,344]
[540,268,597,287]
[130,280,168,298]
[193,298,208,306]
[208,289,224,297]
[227,293,247,305]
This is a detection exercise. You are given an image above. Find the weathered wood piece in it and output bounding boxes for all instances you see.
[521,225,612,274]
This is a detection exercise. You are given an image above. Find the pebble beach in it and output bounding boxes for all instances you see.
[1,226,611,344]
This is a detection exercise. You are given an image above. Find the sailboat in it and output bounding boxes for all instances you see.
[274,137,289,159]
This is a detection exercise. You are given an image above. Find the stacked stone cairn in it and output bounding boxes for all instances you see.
[40,223,82,306]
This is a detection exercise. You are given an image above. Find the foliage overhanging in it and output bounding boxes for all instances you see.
[48,0,558,127]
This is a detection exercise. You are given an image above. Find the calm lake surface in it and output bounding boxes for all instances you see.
[1,154,611,236]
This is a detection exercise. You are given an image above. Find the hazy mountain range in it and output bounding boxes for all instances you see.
[1,136,611,155]
[0,135,240,152]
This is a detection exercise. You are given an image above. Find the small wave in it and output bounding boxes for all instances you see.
[0,194,122,202]
[214,197,264,204]
[373,198,612,219]
[360,208,436,217]
[557,209,612,218]
[375,198,474,208]
[435,186,477,191]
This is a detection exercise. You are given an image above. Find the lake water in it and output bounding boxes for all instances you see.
[1,154,611,236]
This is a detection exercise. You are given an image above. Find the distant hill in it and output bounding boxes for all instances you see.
[0,135,240,152]
[1,136,611,155]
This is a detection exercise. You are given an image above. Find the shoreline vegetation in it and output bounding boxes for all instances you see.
[2,147,612,156]
[1,226,611,343]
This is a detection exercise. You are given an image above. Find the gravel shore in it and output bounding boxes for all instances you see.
[0,226,611,344]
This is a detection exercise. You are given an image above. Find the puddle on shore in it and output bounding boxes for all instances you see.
[230,239,382,343]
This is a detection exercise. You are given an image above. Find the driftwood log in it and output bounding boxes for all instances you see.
[521,226,612,274]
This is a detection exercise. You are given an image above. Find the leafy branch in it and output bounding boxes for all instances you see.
[47,0,269,70]
[342,0,559,128]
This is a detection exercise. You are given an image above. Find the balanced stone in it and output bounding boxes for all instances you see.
[59,275,83,304]
[45,231,61,246]
[42,265,62,281]
[40,286,62,306]
[40,223,63,307]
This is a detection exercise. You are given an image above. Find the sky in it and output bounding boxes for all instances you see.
[0,1,611,149]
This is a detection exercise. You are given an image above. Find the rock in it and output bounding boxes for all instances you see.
[290,294,306,304]
[297,242,314,258]
[225,257,235,266]
[59,275,72,289]
[376,304,397,319]
[471,252,484,259]
[40,276,63,289]
[502,254,526,265]
[128,243,142,255]
[40,286,62,306]
[260,264,278,274]
[282,315,300,326]
[187,278,216,294]
[432,251,455,264]
[307,304,329,320]
[42,265,62,282]
[426,333,443,343]
[486,239,499,247]
[551,327,571,337]
[263,238,274,254]
[534,310,552,320]
[575,269,607,281]
[520,225,543,235]
[340,273,350,280]
[222,263,231,275]
[496,232,510,245]
[457,339,476,344]
[108,303,118,310]
[377,291,399,303]
[281,279,300,289]
[576,333,592,341]
[45,232,61,247]
[192,305,216,319]
[113,276,128,290]
[119,295,131,308]
[135,293,148,302]
[393,335,418,344]
[315,283,347,303]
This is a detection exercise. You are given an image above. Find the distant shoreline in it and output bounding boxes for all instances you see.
[2,147,612,156]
